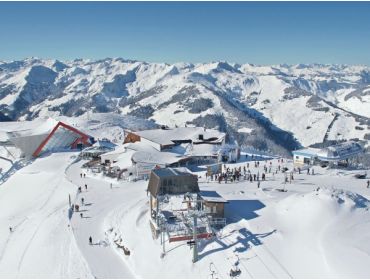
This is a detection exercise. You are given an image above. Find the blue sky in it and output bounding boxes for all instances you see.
[1,1,370,65]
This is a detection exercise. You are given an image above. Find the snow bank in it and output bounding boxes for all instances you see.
[258,188,370,278]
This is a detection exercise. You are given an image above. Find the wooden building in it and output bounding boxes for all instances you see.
[198,191,228,218]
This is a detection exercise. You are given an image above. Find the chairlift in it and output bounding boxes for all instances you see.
[229,266,241,278]
[229,255,241,278]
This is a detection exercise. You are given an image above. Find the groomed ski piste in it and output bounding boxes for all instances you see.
[1,152,370,278]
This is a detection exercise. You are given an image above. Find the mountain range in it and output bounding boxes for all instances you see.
[1,58,369,156]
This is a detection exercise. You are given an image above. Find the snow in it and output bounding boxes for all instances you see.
[133,127,225,147]
[0,118,56,140]
[238,127,254,134]
[0,153,93,278]
[1,147,370,278]
[1,58,369,148]
[199,190,228,203]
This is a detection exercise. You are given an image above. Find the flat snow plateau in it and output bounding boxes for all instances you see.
[1,152,370,278]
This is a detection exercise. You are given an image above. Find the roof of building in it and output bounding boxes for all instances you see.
[32,121,92,157]
[4,118,58,139]
[199,191,228,203]
[1,118,93,158]
[316,141,363,161]
[292,148,321,157]
[129,142,186,165]
[184,143,220,157]
[152,167,193,178]
[132,127,226,147]
[148,167,200,197]
[112,149,136,169]
[293,141,363,161]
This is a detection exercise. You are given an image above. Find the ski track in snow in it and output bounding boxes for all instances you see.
[66,160,136,278]
[16,204,65,275]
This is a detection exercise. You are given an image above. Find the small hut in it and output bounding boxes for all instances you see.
[198,191,228,218]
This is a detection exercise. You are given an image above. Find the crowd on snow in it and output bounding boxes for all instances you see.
[205,157,297,187]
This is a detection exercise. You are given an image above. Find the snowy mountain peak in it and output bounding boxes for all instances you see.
[0,58,369,155]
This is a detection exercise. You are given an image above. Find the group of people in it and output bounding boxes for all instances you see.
[206,156,325,188]
[77,184,88,193]
[206,161,272,183]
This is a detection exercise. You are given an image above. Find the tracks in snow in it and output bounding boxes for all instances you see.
[205,218,293,279]
[323,113,339,143]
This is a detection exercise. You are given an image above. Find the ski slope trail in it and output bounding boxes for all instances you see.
[66,160,137,278]
[0,153,92,278]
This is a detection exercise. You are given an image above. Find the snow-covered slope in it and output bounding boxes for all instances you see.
[1,133,370,278]
[1,58,369,153]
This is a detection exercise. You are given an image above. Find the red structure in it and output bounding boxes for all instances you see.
[169,232,213,243]
[32,121,92,157]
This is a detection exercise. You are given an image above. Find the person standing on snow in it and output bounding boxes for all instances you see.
[81,197,85,205]
[367,180,370,188]
[89,236,93,245]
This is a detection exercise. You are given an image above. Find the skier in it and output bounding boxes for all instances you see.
[85,184,87,190]
[78,186,82,193]
[80,213,83,218]
[367,180,370,188]
[9,226,13,233]
[257,181,260,188]
[84,173,86,178]
[80,173,82,178]
[81,197,85,205]
[89,236,93,245]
